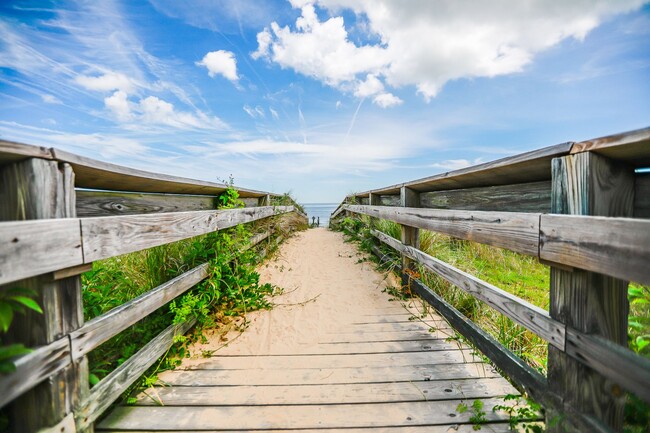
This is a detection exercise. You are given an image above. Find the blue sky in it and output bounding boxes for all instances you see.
[1,1,649,203]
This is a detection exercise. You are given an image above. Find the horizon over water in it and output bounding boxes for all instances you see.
[302,203,338,227]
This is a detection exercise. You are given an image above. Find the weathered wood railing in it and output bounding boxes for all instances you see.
[0,141,307,432]
[330,127,650,433]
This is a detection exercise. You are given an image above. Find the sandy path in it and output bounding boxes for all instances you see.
[178,227,423,362]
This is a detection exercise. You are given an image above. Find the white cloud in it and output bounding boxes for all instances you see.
[75,71,135,93]
[254,0,647,101]
[373,92,402,108]
[269,107,279,120]
[197,50,239,81]
[354,74,384,98]
[104,90,133,122]
[41,94,62,104]
[431,157,485,171]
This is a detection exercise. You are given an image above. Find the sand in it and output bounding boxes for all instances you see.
[174,227,435,364]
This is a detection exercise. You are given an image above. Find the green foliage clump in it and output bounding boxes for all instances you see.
[0,288,42,373]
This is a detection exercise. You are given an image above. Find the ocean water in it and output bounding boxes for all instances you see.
[302,203,338,227]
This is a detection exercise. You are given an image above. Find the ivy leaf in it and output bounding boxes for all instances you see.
[0,303,14,333]
[9,296,43,314]
[0,343,32,361]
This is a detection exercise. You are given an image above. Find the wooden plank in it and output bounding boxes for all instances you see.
[372,229,566,349]
[53,263,93,280]
[407,278,549,406]
[81,206,292,262]
[0,338,70,409]
[132,377,516,406]
[242,231,270,251]
[319,330,457,344]
[547,152,633,433]
[565,328,650,403]
[635,174,650,218]
[380,194,401,206]
[161,362,502,386]
[70,263,209,360]
[37,413,76,433]
[52,148,270,198]
[97,426,515,433]
[346,205,540,256]
[0,219,83,285]
[326,322,448,333]
[400,187,420,291]
[420,181,551,213]
[570,127,650,167]
[359,141,572,196]
[192,350,480,370]
[539,214,650,284]
[76,190,217,216]
[75,320,195,431]
[98,398,514,430]
[0,139,53,164]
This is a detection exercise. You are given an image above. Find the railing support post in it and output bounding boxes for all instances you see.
[399,186,420,293]
[547,152,633,432]
[0,158,89,433]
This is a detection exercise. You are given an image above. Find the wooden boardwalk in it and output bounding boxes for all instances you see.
[97,229,518,432]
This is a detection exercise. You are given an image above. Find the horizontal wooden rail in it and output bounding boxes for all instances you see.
[70,263,210,360]
[0,338,70,409]
[82,206,293,262]
[0,206,294,285]
[0,218,83,285]
[0,228,275,410]
[371,229,565,349]
[342,206,650,285]
[347,205,540,256]
[75,319,195,431]
[539,214,650,285]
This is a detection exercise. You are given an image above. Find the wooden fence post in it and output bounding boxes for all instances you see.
[0,158,89,432]
[400,187,420,292]
[547,152,633,432]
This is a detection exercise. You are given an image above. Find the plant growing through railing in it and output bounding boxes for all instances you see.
[493,394,545,433]
[0,288,42,373]
[457,399,487,430]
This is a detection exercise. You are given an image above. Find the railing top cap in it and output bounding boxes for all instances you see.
[353,127,650,198]
[0,140,276,198]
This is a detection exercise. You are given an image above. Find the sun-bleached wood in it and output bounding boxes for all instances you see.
[70,263,209,360]
[76,190,218,216]
[0,337,70,410]
[81,206,292,262]
[570,126,650,167]
[547,152,633,433]
[372,230,565,349]
[346,205,540,256]
[75,320,195,431]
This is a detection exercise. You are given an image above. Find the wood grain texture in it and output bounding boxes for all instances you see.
[420,181,551,213]
[400,187,420,291]
[75,320,195,431]
[81,206,292,262]
[132,377,515,406]
[358,141,572,196]
[0,219,83,285]
[52,148,270,198]
[162,362,501,386]
[0,337,70,409]
[634,174,650,218]
[76,190,217,216]
[98,398,513,431]
[570,126,650,167]
[194,349,480,370]
[0,158,87,433]
[547,152,632,433]
[346,205,540,256]
[97,425,515,433]
[564,328,650,403]
[372,230,565,349]
[540,214,650,284]
[70,263,209,359]
[0,139,53,164]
